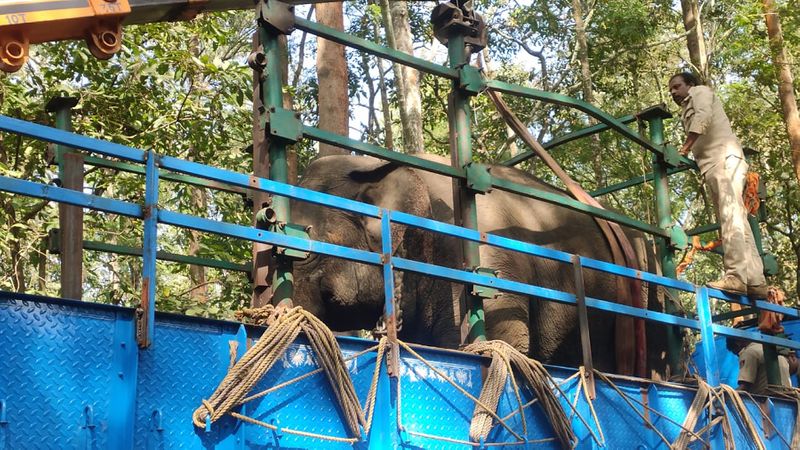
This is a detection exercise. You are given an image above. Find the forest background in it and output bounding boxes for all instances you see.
[0,0,798,324]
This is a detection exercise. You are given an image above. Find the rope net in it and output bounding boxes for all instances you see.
[192,305,367,442]
[464,340,576,448]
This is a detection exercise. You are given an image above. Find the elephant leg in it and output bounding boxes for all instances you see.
[484,292,530,354]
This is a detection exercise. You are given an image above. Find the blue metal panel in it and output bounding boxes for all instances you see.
[0,175,142,218]
[0,115,146,163]
[109,310,138,449]
[158,209,382,266]
[240,337,378,449]
[158,155,382,218]
[393,345,484,449]
[133,315,244,449]
[696,287,720,387]
[0,294,123,449]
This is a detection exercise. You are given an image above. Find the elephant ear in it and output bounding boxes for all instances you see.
[348,161,434,258]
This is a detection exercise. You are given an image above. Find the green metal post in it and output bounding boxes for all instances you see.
[258,22,293,308]
[46,96,83,300]
[446,34,485,344]
[646,110,681,374]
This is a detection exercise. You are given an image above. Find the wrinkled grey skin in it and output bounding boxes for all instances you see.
[291,154,668,376]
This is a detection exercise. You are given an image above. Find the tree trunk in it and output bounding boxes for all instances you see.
[380,0,424,154]
[188,179,208,304]
[572,0,603,186]
[762,0,800,184]
[316,2,350,157]
[680,0,708,82]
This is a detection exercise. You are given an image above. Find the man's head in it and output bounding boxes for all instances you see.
[668,72,700,105]
[726,336,748,355]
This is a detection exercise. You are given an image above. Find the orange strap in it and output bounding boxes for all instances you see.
[676,236,722,276]
[758,287,785,334]
[743,172,760,215]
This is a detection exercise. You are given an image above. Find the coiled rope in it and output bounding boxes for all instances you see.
[463,340,576,448]
[191,305,369,442]
[671,377,767,449]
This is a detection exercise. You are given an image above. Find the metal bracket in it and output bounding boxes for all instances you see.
[762,253,778,276]
[458,65,484,96]
[146,409,164,450]
[135,306,147,348]
[0,399,7,450]
[258,0,295,35]
[271,222,309,260]
[266,107,303,144]
[430,1,487,51]
[662,144,682,169]
[0,0,130,72]
[471,267,499,299]
[47,228,61,254]
[464,162,492,193]
[668,225,688,251]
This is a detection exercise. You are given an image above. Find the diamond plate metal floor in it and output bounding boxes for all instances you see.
[1,291,797,449]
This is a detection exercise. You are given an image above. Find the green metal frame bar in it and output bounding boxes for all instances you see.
[294,16,458,80]
[648,112,681,373]
[304,126,666,237]
[83,240,251,272]
[589,166,689,197]
[447,33,485,343]
[259,19,294,308]
[686,223,720,237]
[490,177,668,238]
[502,114,637,167]
[302,125,462,178]
[487,80,697,168]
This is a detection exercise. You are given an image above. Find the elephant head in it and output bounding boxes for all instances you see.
[290,156,456,344]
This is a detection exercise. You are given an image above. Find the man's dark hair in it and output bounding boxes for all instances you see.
[669,72,701,87]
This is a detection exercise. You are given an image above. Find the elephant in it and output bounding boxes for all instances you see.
[289,154,669,378]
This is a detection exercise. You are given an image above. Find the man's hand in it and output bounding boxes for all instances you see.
[679,132,700,157]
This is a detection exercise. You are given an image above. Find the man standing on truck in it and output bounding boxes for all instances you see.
[668,72,769,298]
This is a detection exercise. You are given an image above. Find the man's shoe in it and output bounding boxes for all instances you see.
[747,284,769,299]
[707,276,747,295]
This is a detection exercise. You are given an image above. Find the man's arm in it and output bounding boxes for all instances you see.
[738,346,759,393]
[680,132,700,156]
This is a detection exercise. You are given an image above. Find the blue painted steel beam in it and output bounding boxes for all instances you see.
[0,115,145,163]
[391,257,698,329]
[140,151,159,348]
[157,210,382,266]
[0,175,142,218]
[708,288,800,319]
[712,324,800,351]
[391,211,695,292]
[158,155,383,218]
[695,287,719,386]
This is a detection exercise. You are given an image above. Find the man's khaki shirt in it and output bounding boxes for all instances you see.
[680,85,745,175]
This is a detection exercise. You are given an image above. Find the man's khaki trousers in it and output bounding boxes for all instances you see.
[704,155,766,287]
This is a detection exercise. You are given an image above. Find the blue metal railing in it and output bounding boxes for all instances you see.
[0,114,797,387]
